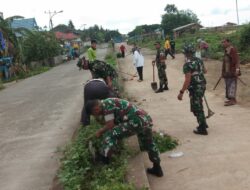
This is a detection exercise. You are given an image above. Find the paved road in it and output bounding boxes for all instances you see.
[0,46,108,190]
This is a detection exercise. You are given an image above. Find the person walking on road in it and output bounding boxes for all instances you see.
[85,98,164,177]
[221,38,240,106]
[164,36,175,59]
[119,44,126,58]
[177,43,209,135]
[153,41,169,93]
[170,37,176,55]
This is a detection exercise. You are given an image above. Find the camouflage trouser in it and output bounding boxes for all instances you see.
[156,63,168,86]
[189,86,207,126]
[101,115,160,164]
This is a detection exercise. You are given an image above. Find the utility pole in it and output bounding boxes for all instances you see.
[236,0,239,25]
[45,10,63,30]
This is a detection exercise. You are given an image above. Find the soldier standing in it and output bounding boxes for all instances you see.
[153,41,168,93]
[177,43,209,135]
[85,98,164,177]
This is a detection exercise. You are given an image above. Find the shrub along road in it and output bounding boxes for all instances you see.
[119,43,250,190]
[0,46,108,190]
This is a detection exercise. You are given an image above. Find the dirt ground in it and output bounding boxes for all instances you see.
[118,43,250,190]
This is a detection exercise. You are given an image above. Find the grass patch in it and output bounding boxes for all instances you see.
[153,132,178,153]
[3,66,51,83]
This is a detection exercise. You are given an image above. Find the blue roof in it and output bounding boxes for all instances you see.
[11,18,38,30]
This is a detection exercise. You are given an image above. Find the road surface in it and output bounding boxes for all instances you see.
[0,46,108,190]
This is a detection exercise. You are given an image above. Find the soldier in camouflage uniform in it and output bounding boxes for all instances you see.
[177,43,209,135]
[85,98,163,177]
[153,41,168,93]
[80,57,118,88]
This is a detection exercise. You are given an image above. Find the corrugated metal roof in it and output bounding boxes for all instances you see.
[11,18,38,30]
[173,23,202,32]
[55,31,79,40]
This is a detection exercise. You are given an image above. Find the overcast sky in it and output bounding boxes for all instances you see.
[2,0,250,34]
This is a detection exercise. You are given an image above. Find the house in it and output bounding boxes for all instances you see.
[10,18,38,37]
[173,23,203,38]
[55,31,79,41]
[11,18,38,30]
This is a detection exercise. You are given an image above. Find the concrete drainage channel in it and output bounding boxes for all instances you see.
[125,135,151,190]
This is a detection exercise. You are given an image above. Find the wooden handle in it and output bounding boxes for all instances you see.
[153,64,155,82]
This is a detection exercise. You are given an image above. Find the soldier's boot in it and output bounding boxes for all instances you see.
[147,163,164,177]
[193,124,208,135]
[163,83,169,90]
[100,155,110,164]
[155,84,163,93]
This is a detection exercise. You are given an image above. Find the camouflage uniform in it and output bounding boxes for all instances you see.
[155,49,168,87]
[100,98,160,164]
[89,60,118,80]
[183,57,208,128]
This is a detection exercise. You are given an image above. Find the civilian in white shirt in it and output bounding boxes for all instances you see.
[133,48,144,82]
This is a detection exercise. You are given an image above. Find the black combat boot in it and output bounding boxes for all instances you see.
[193,124,208,135]
[163,83,169,90]
[155,84,163,93]
[147,163,163,177]
[100,155,110,164]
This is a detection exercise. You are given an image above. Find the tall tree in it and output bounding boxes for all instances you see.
[68,20,75,30]
[164,4,178,14]
[161,4,200,35]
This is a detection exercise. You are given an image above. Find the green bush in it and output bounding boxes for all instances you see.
[22,31,62,64]
[239,23,250,50]
[58,120,136,190]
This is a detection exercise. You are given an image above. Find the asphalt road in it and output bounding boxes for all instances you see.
[0,46,108,190]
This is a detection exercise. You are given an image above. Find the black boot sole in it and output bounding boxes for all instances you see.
[193,129,208,135]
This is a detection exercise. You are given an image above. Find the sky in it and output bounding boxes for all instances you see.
[2,0,250,34]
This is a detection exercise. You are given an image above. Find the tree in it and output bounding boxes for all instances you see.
[52,24,72,33]
[68,20,75,30]
[164,4,178,14]
[161,4,200,35]
[128,24,161,37]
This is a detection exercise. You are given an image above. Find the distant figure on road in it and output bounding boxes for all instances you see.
[197,38,209,59]
[178,43,209,135]
[132,47,144,82]
[221,38,240,106]
[164,36,175,59]
[87,39,97,62]
[170,37,176,55]
[153,41,169,93]
[119,44,126,58]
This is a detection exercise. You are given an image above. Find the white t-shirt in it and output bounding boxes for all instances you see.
[133,50,144,67]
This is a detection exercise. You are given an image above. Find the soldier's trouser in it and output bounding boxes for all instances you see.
[224,78,237,100]
[101,120,160,164]
[157,63,168,86]
[189,89,207,127]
